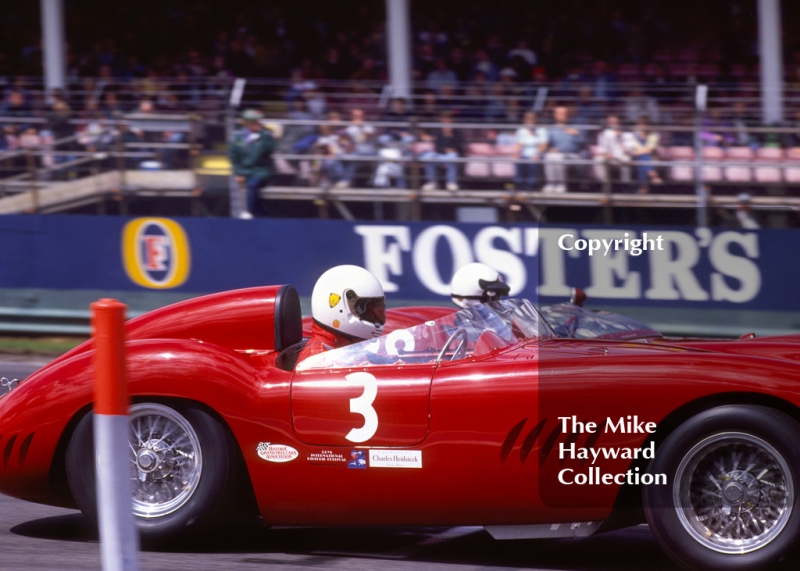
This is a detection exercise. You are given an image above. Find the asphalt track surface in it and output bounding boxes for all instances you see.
[0,359,792,571]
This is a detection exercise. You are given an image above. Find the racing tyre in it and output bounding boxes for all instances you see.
[644,405,800,571]
[66,401,242,540]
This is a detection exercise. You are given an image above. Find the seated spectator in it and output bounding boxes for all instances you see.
[573,85,604,126]
[0,125,10,152]
[591,61,619,102]
[339,108,376,188]
[484,84,509,123]
[420,113,464,191]
[471,50,499,82]
[284,68,318,102]
[622,116,662,194]
[426,58,458,92]
[310,112,346,187]
[543,105,586,193]
[436,84,460,117]
[350,57,381,82]
[304,89,328,118]
[507,39,537,66]
[380,97,412,138]
[728,102,760,149]
[623,89,660,125]
[595,115,631,184]
[418,90,440,120]
[374,132,412,189]
[781,108,800,149]
[1,89,31,117]
[700,107,735,147]
[514,111,548,190]
[17,126,42,168]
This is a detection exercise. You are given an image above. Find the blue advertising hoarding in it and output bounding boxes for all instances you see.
[0,215,796,311]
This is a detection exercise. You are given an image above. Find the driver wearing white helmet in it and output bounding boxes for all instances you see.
[297,265,386,364]
[450,262,510,308]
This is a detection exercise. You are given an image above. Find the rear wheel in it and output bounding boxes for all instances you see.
[66,401,242,540]
[644,405,800,571]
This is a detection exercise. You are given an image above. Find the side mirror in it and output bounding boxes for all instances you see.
[570,287,587,307]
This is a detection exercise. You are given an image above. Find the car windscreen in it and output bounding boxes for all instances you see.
[296,298,554,370]
[539,303,660,340]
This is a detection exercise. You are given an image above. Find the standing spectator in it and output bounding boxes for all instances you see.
[543,105,586,193]
[228,109,275,219]
[420,113,464,191]
[514,111,548,190]
[594,115,631,185]
[623,116,662,194]
[735,193,760,229]
[339,108,376,188]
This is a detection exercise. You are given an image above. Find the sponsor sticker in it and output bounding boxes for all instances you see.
[347,450,367,469]
[307,450,348,465]
[257,442,298,463]
[122,217,191,289]
[368,449,422,469]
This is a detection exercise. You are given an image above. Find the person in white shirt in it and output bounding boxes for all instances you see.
[514,111,548,190]
[594,115,631,184]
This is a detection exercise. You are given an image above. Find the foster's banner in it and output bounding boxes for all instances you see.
[0,215,795,311]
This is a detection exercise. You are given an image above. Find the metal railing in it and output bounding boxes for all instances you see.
[2,108,800,224]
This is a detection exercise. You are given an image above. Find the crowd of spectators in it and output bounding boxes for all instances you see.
[5,0,800,193]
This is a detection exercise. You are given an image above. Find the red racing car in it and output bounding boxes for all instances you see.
[2,285,800,571]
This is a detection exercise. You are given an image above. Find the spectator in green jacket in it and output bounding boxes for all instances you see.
[229,109,275,218]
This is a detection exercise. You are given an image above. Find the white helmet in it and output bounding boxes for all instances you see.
[311,265,386,340]
[450,263,510,308]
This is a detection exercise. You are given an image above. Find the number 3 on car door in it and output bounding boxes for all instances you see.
[345,372,378,442]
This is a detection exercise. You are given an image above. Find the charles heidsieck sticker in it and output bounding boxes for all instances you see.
[307,450,347,465]
[257,442,298,463]
[347,450,367,469]
[368,449,422,468]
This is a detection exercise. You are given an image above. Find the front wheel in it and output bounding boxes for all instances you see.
[644,405,800,571]
[66,401,242,540]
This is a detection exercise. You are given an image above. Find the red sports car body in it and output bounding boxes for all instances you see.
[2,285,800,571]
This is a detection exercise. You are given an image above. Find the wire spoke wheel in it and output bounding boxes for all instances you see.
[673,431,794,554]
[128,403,203,519]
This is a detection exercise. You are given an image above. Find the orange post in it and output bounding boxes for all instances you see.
[91,298,140,571]
[91,299,129,416]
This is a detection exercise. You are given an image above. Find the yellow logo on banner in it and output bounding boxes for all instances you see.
[122,218,191,289]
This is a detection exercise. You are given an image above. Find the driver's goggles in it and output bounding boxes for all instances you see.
[345,291,386,324]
